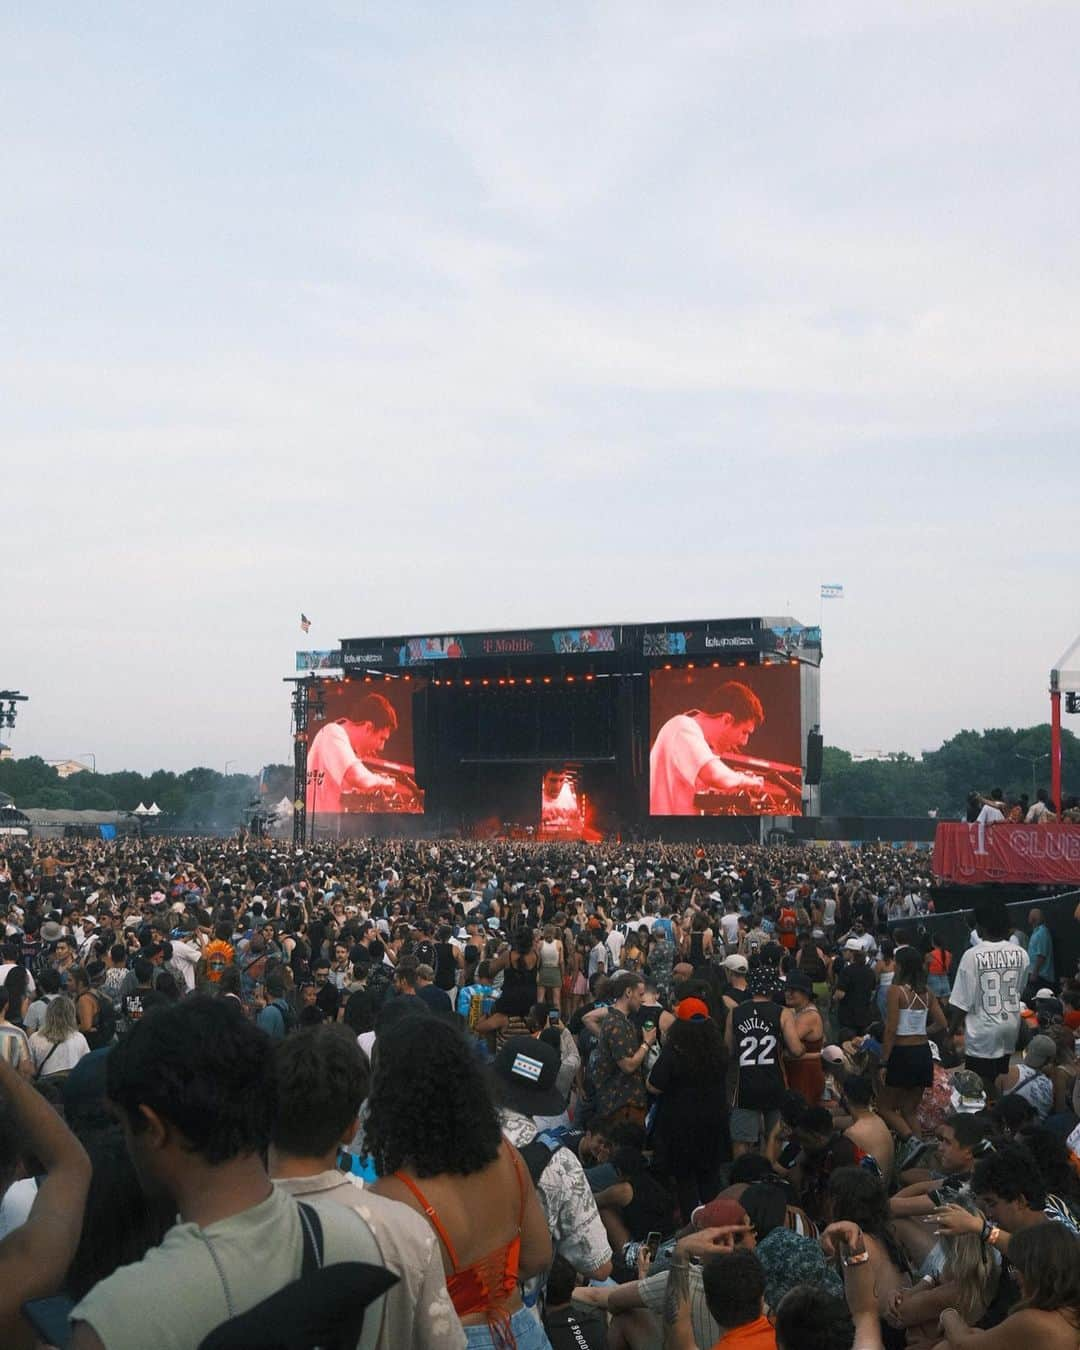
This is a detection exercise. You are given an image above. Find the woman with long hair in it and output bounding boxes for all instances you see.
[2,966,31,1032]
[826,1166,909,1341]
[369,1016,553,1348]
[939,1221,1080,1347]
[28,994,90,1080]
[493,927,539,1010]
[878,945,946,1142]
[646,996,729,1220]
[875,937,897,1022]
[886,1195,999,1347]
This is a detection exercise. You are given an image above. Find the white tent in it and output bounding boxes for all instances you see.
[146,802,162,816]
[133,803,150,816]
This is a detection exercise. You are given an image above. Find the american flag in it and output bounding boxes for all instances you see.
[300,613,311,633]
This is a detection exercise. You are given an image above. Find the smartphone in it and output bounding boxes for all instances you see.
[644,1230,662,1260]
[642,1020,656,1032]
[23,1296,75,1349]
[548,1009,559,1024]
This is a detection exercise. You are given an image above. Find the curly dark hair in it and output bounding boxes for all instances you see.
[1018,1127,1080,1203]
[973,1142,1047,1210]
[106,996,276,1165]
[362,1016,503,1178]
[701,1250,765,1329]
[827,1166,891,1240]
[663,1015,727,1080]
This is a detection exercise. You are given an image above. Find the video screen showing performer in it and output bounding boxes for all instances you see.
[649,666,802,816]
[305,681,425,816]
[538,764,606,842]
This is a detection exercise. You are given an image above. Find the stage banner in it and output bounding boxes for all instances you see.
[296,650,343,671]
[342,627,619,666]
[933,822,1080,885]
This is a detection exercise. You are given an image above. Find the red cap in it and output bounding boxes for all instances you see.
[676,997,710,1022]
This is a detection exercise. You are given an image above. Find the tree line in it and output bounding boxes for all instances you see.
[0,723,1075,825]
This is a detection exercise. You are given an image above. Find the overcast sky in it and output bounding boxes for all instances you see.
[4,2,1078,775]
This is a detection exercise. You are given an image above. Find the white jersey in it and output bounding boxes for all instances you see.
[720,912,741,946]
[950,939,1030,1059]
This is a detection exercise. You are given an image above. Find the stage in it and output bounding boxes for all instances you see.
[288,616,822,844]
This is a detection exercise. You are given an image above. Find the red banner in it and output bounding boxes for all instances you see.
[933,822,1080,885]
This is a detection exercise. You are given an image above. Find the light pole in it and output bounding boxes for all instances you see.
[1015,751,1049,800]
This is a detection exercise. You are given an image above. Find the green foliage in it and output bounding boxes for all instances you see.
[822,724,1080,817]
[0,758,295,828]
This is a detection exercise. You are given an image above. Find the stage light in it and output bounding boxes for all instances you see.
[543,676,552,684]
[712,661,720,668]
[525,677,533,685]
[498,678,506,686]
[789,658,798,666]
[482,678,490,686]
[687,663,695,669]
[464,678,472,687]
[737,661,746,668]
[663,664,672,670]
[508,677,516,685]
[585,673,594,681]
[566,675,575,683]
[404,674,411,681]
[364,676,372,683]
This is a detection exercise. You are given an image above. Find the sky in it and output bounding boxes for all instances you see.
[3,2,1079,775]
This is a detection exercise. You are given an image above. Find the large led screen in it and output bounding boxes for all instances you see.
[649,666,802,816]
[305,679,425,816]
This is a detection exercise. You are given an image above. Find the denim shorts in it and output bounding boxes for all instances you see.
[463,1305,553,1349]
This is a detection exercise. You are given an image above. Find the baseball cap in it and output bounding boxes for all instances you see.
[690,1196,748,1230]
[1034,988,1056,1001]
[676,998,710,1022]
[844,939,864,953]
[722,954,748,974]
[492,1036,564,1118]
[1024,1034,1057,1069]
[821,1045,846,1066]
[784,971,814,996]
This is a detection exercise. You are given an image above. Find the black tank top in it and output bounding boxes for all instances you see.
[798,947,827,981]
[689,931,706,968]
[732,1000,785,1109]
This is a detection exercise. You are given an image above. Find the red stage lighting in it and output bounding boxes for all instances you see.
[508,677,516,685]
[566,674,575,682]
[687,663,695,669]
[464,678,472,687]
[498,678,507,686]
[525,677,533,685]
[543,676,552,684]
[481,678,490,686]
[663,664,672,670]
[789,658,798,666]
[737,661,746,668]
[364,676,372,683]
[712,661,720,668]
[585,673,594,681]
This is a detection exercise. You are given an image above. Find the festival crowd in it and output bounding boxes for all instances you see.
[0,836,1078,1350]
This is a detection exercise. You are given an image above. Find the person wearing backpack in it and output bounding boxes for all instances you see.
[70,996,394,1350]
[71,965,116,1053]
[269,1025,464,1350]
[256,970,296,1041]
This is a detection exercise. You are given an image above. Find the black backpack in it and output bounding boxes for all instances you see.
[198,1202,397,1350]
[519,1130,565,1187]
[413,940,436,969]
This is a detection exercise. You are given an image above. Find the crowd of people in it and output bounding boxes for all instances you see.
[0,834,1078,1350]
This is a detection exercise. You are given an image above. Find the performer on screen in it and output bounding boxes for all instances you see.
[541,769,582,834]
[305,693,410,813]
[650,681,767,815]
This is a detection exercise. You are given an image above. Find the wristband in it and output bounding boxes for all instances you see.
[843,1249,870,1267]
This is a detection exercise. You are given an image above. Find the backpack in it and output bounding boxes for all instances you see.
[86,991,117,1051]
[519,1129,565,1187]
[271,998,297,1035]
[198,1202,397,1350]
[413,940,436,970]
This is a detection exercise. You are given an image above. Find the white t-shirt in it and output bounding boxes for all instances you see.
[604,929,625,963]
[306,722,380,813]
[28,1030,90,1077]
[649,715,717,816]
[822,896,837,925]
[976,804,1005,826]
[720,913,741,946]
[950,939,1030,1059]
